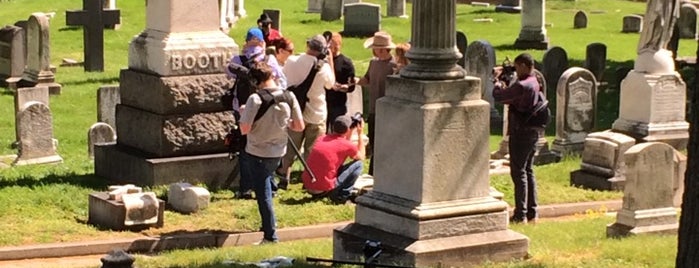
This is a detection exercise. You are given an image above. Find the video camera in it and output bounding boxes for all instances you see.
[350,112,363,129]
[494,57,517,87]
[316,30,333,60]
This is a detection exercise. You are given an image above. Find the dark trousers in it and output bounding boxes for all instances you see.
[367,113,375,175]
[508,128,539,221]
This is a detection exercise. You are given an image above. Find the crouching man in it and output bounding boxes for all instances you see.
[301,115,365,204]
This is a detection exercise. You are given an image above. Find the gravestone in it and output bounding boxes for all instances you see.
[679,3,698,39]
[343,3,380,37]
[262,9,281,31]
[614,66,632,88]
[571,131,636,190]
[541,46,569,98]
[66,0,121,72]
[552,67,597,156]
[88,122,116,159]
[101,0,121,29]
[307,0,323,13]
[387,0,407,18]
[622,15,643,33]
[94,0,238,186]
[464,40,501,129]
[321,0,344,21]
[531,69,560,165]
[18,13,61,95]
[219,0,236,34]
[13,101,62,166]
[98,85,120,131]
[574,10,587,29]
[14,86,49,145]
[607,142,679,237]
[167,182,211,213]
[0,25,25,89]
[513,0,549,50]
[88,188,164,231]
[584,43,607,82]
[346,85,363,116]
[495,0,521,13]
[456,31,467,69]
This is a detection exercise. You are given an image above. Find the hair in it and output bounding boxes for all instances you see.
[269,37,294,54]
[331,32,343,47]
[249,60,273,85]
[514,53,535,69]
[395,43,411,65]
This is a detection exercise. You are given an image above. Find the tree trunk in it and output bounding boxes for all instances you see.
[676,38,699,267]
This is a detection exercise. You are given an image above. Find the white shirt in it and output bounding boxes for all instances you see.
[283,54,335,125]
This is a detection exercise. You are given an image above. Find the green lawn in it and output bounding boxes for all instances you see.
[0,0,685,252]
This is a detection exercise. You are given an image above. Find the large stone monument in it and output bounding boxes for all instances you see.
[333,1,529,266]
[94,0,238,186]
[513,0,548,50]
[612,0,688,150]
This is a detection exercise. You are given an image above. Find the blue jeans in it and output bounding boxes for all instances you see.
[238,150,251,193]
[329,160,363,203]
[241,152,280,241]
[508,128,539,221]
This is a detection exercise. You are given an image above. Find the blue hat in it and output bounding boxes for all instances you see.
[246,28,264,42]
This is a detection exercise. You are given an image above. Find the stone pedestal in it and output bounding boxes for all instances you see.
[88,192,164,231]
[570,131,636,191]
[513,0,548,50]
[612,70,689,150]
[333,77,529,267]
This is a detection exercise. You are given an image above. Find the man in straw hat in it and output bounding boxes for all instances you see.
[356,31,397,175]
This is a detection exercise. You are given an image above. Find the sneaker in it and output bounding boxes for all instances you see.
[253,239,278,245]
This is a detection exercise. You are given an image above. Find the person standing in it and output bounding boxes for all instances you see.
[269,37,295,66]
[356,31,397,176]
[239,61,304,244]
[492,53,542,224]
[258,13,282,46]
[276,34,335,189]
[327,32,357,132]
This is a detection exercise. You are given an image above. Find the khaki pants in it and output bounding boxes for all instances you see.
[281,121,326,170]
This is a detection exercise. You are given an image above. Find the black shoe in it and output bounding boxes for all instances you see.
[278,180,288,190]
[509,216,526,224]
[236,190,254,199]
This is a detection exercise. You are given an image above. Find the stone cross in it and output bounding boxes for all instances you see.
[66,0,121,72]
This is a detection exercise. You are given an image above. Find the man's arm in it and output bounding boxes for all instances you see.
[288,94,305,132]
[352,121,366,160]
[239,94,261,135]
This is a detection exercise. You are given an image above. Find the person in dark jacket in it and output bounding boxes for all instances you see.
[326,32,357,132]
[492,53,542,224]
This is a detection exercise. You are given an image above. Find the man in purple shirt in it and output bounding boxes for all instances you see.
[492,53,542,224]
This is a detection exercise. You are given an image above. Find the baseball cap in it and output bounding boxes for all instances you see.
[332,115,352,134]
[307,34,327,52]
[246,28,264,42]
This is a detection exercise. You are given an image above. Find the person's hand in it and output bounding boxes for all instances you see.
[492,66,503,80]
[355,120,364,133]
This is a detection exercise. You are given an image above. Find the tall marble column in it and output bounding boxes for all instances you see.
[513,0,549,50]
[333,0,529,267]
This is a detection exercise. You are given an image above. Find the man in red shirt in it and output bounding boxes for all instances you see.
[302,115,365,203]
[258,13,282,46]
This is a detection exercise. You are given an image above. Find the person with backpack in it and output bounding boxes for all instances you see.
[276,34,335,189]
[492,53,548,225]
[225,27,287,199]
[239,60,304,244]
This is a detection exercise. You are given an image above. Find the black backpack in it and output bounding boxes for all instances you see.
[524,91,551,128]
[221,53,265,110]
[287,60,321,112]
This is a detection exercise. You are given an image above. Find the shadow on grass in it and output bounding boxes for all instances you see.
[0,172,110,190]
[58,26,82,32]
[60,76,120,87]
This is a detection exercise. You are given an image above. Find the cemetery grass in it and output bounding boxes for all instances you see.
[134,214,677,268]
[0,0,680,247]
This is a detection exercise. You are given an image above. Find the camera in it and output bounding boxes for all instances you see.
[494,57,517,87]
[350,112,363,129]
[316,31,333,60]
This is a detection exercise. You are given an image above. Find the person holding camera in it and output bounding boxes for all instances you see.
[492,53,542,224]
[239,60,304,244]
[276,34,335,189]
[302,114,365,204]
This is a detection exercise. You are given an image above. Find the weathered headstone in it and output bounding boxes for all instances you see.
[456,31,467,69]
[321,0,344,21]
[97,85,120,131]
[334,0,528,266]
[607,142,679,237]
[552,67,597,156]
[167,182,211,213]
[307,0,323,13]
[94,0,238,186]
[88,188,164,231]
[18,13,61,95]
[343,3,380,37]
[14,86,49,145]
[66,0,121,72]
[584,43,607,82]
[622,15,643,33]
[541,46,569,98]
[464,40,501,129]
[679,3,698,39]
[571,131,636,190]
[0,25,25,89]
[13,101,62,166]
[88,122,116,159]
[262,9,281,31]
[574,10,587,29]
[387,0,407,18]
[513,0,548,49]
[495,0,521,13]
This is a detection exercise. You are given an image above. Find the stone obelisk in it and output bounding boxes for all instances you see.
[333,0,529,266]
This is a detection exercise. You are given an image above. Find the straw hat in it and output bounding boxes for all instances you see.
[363,32,396,49]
